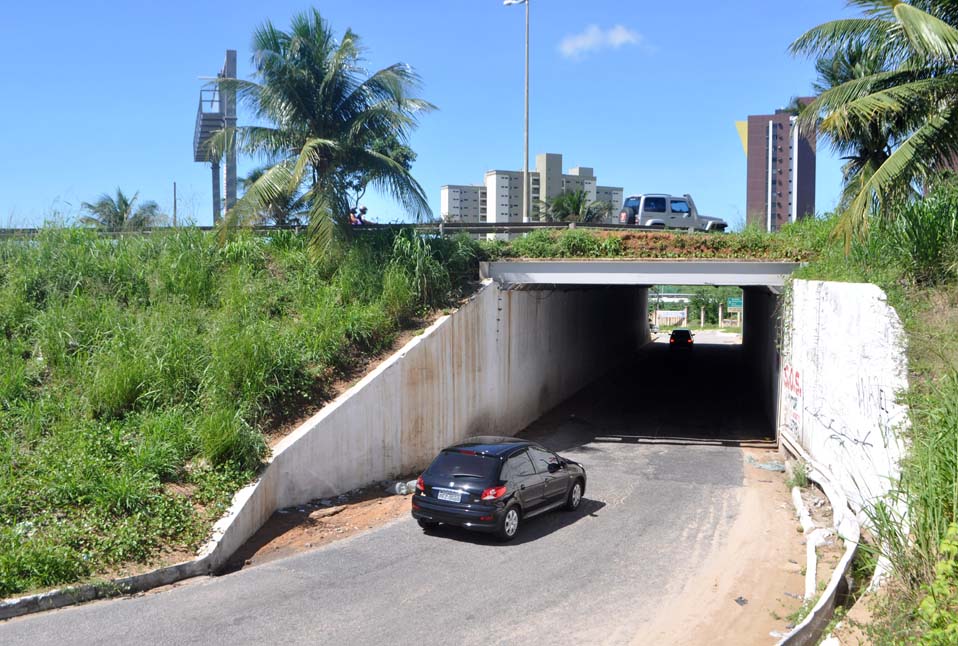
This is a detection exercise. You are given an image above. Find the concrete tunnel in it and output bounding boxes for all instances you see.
[478,260,798,443]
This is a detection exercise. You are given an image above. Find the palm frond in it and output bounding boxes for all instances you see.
[894,2,958,60]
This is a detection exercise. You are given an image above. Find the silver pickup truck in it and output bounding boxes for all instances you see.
[618,194,728,232]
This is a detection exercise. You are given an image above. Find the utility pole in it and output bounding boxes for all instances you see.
[173,181,177,227]
[504,0,531,223]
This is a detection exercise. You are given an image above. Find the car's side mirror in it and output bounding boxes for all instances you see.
[548,462,561,473]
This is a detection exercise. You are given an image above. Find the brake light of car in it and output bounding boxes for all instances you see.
[416,475,424,491]
[481,485,507,500]
[687,339,692,343]
[669,338,674,344]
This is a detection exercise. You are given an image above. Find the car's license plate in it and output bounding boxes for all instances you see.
[437,490,461,503]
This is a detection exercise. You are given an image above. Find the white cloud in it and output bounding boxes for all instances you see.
[559,24,643,60]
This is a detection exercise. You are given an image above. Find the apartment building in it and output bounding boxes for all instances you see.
[441,153,623,223]
[738,104,817,232]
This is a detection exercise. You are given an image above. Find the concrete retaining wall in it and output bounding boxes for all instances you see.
[203,281,648,568]
[778,280,907,517]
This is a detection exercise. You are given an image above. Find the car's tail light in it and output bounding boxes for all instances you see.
[481,485,507,501]
[479,515,493,521]
[670,338,674,344]
[416,475,424,492]
[687,339,692,343]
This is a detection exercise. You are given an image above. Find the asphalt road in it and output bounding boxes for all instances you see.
[2,333,769,646]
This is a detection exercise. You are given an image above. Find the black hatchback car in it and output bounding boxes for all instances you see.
[411,436,587,541]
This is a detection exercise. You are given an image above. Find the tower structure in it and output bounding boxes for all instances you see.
[193,50,237,223]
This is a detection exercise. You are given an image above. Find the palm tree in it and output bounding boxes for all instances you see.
[791,1,958,239]
[240,167,308,226]
[79,189,164,230]
[811,42,905,212]
[210,9,435,251]
[540,190,612,223]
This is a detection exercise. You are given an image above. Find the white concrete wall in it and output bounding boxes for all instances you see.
[778,280,908,516]
[204,282,647,567]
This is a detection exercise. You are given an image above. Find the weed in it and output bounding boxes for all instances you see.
[788,461,810,489]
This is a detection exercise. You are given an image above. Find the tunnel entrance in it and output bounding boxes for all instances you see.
[480,260,796,445]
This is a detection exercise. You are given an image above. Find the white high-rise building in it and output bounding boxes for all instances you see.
[441,153,623,223]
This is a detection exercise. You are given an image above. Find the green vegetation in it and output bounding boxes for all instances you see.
[787,461,810,490]
[211,8,434,251]
[79,188,165,230]
[0,227,482,597]
[536,189,613,223]
[489,226,816,261]
[792,1,958,238]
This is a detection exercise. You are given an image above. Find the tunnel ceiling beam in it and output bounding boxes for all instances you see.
[480,261,799,288]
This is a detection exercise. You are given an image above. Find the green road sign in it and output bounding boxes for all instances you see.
[727,297,743,309]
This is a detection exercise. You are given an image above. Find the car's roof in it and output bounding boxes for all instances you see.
[671,328,692,334]
[445,436,535,457]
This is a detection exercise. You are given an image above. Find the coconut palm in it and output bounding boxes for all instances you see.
[209,9,434,252]
[240,167,308,226]
[79,189,164,230]
[811,42,907,212]
[791,0,958,239]
[540,190,613,223]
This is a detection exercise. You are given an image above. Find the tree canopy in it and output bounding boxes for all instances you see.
[209,9,435,252]
[79,189,164,230]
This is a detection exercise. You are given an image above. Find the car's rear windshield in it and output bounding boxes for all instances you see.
[672,330,691,338]
[426,451,500,481]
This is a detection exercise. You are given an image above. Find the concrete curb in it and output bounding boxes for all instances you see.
[0,556,211,621]
[777,435,861,646]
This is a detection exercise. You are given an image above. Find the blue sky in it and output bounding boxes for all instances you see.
[0,1,855,228]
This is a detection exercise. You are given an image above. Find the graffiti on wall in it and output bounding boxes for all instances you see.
[782,362,803,437]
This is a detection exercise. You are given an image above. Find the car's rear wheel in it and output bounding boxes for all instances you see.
[497,505,521,542]
[417,518,439,530]
[565,480,583,511]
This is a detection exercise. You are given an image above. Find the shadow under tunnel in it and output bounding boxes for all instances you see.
[520,337,777,452]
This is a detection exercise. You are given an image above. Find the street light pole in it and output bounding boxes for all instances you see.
[523,0,530,223]
[505,0,530,223]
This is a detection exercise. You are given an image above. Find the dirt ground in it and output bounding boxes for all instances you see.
[223,488,414,571]
[637,447,810,645]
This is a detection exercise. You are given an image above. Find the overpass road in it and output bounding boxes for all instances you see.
[1,333,799,646]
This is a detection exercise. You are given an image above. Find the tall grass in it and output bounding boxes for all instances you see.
[0,226,483,597]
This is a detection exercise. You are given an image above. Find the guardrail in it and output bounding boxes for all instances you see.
[0,221,675,239]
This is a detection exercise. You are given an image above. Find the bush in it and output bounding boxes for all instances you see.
[915,523,958,645]
[884,189,958,285]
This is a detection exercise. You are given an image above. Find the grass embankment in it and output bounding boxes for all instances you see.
[486,226,817,260]
[0,227,482,597]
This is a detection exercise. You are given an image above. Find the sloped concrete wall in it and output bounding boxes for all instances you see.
[778,280,908,516]
[204,281,647,567]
